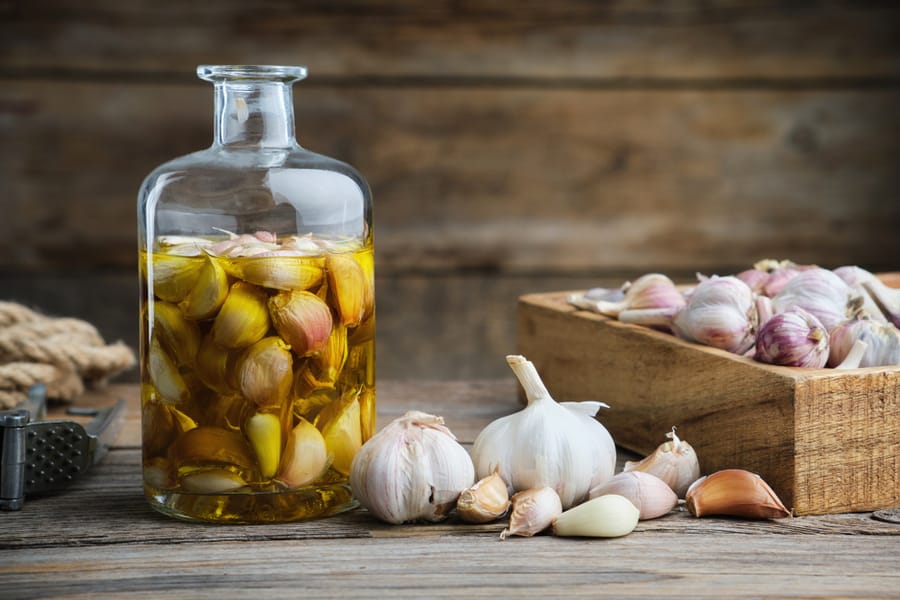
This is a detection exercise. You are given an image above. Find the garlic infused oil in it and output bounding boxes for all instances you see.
[138,66,374,523]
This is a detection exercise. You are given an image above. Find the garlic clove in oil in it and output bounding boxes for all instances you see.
[236,337,294,409]
[500,487,562,539]
[754,307,829,368]
[212,282,271,349]
[268,290,334,358]
[246,412,282,479]
[276,417,329,488]
[623,428,700,498]
[234,255,325,291]
[456,469,511,524]
[350,411,475,525]
[179,254,229,320]
[327,253,374,327]
[685,469,790,519]
[588,471,677,520]
[552,493,640,538]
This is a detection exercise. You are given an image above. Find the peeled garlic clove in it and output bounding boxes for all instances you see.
[316,390,362,475]
[147,337,189,405]
[685,469,790,519]
[236,337,293,408]
[152,253,205,303]
[180,469,247,493]
[233,255,324,291]
[276,417,329,488]
[500,487,562,539]
[269,290,333,357]
[152,301,201,368]
[350,410,475,524]
[457,469,511,524]
[327,253,374,327]
[754,307,829,368]
[179,254,230,320]
[212,282,271,349]
[671,276,757,354]
[623,428,700,498]
[552,493,640,538]
[172,426,256,476]
[143,456,173,489]
[588,471,677,520]
[246,412,282,479]
[772,267,862,332]
[358,386,377,441]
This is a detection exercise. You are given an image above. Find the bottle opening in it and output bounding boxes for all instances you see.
[197,65,308,83]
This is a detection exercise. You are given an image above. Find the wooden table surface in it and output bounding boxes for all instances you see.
[2,381,898,599]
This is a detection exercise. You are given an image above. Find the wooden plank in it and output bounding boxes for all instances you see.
[2,81,899,274]
[2,1,900,80]
[516,291,900,515]
[1,381,898,598]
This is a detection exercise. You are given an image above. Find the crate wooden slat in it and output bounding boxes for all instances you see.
[517,291,900,515]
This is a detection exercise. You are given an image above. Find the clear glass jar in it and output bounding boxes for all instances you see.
[137,65,374,523]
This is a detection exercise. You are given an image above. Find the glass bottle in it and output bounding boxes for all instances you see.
[137,65,375,523]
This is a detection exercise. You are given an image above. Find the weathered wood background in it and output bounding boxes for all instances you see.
[1,1,899,379]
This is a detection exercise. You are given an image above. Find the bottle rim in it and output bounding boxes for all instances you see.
[197,65,308,83]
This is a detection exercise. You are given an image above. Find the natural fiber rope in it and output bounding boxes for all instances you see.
[0,302,135,409]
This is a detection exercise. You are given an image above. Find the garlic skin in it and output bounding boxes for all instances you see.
[552,494,640,538]
[685,469,790,519]
[623,428,700,498]
[833,266,892,324]
[771,268,862,332]
[568,273,684,318]
[349,411,475,525]
[500,487,562,539]
[456,470,510,524]
[588,471,678,520]
[827,318,900,368]
[754,307,829,368]
[671,276,757,354]
[471,355,616,509]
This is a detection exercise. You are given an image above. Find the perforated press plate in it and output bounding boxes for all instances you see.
[25,421,94,494]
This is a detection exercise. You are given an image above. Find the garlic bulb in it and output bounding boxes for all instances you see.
[771,268,862,332]
[673,276,757,353]
[623,428,700,498]
[471,355,616,509]
[589,471,677,520]
[552,494,640,538]
[827,318,900,368]
[568,273,684,318]
[349,411,475,524]
[754,307,829,368]
[737,259,802,297]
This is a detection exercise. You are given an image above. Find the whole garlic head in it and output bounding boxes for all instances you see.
[672,276,757,354]
[772,268,862,332]
[349,411,475,524]
[754,307,829,368]
[471,355,616,509]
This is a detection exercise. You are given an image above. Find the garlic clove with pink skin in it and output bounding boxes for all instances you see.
[588,471,678,520]
[833,266,893,324]
[827,318,900,368]
[568,273,685,318]
[754,307,829,368]
[623,428,700,498]
[771,268,863,332]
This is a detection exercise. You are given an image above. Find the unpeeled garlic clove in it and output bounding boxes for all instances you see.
[236,337,294,408]
[685,469,790,519]
[152,301,201,368]
[152,253,205,303]
[268,290,333,357]
[246,412,282,479]
[180,469,247,493]
[212,282,271,349]
[179,254,230,320]
[327,253,374,327]
[313,322,348,386]
[754,307,829,368]
[456,469,511,524]
[276,417,329,488]
[315,389,362,476]
[827,317,900,367]
[568,273,685,318]
[588,471,677,520]
[552,493,640,538]
[147,337,189,405]
[623,428,700,498]
[233,255,325,291]
[500,487,562,539]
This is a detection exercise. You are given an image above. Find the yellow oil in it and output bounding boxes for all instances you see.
[139,235,375,523]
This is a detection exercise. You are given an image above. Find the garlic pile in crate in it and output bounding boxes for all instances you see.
[568,260,900,368]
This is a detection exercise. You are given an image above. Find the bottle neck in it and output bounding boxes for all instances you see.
[213,81,296,148]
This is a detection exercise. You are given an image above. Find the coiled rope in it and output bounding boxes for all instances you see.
[0,301,135,409]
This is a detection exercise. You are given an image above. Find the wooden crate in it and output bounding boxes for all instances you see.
[517,291,900,515]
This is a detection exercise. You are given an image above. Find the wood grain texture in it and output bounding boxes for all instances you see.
[1,382,898,599]
[2,81,899,273]
[517,291,900,515]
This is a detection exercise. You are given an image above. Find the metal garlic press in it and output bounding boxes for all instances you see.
[0,384,125,510]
